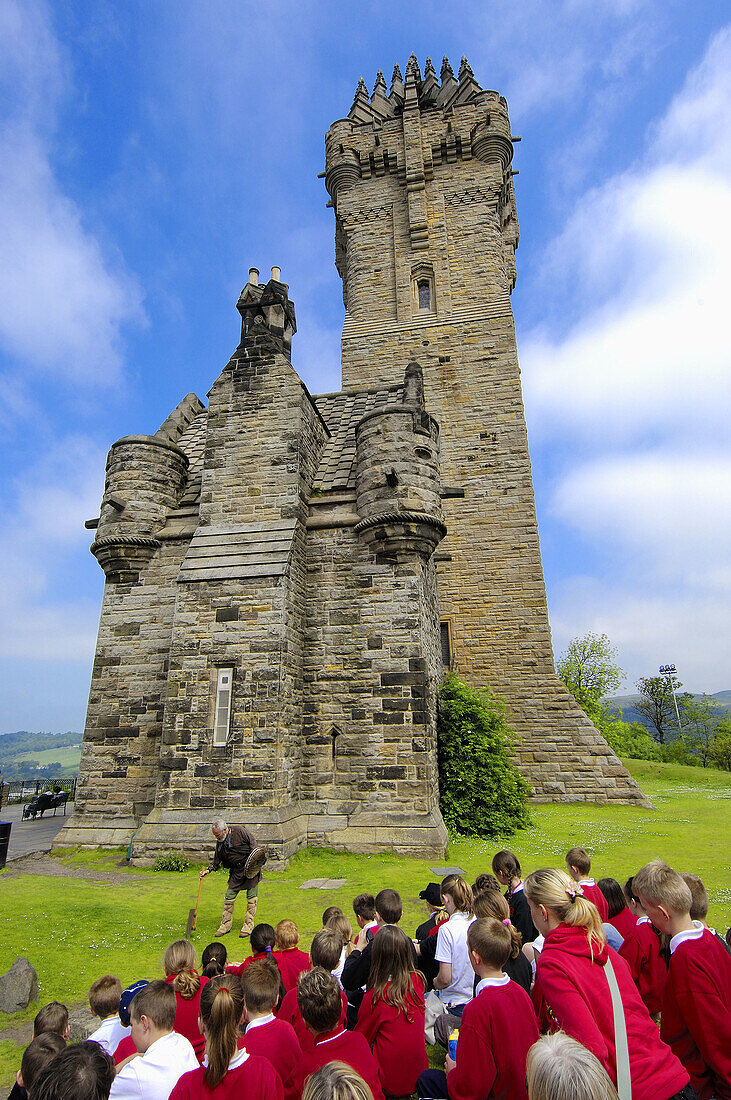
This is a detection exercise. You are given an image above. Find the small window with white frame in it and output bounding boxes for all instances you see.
[213,667,234,746]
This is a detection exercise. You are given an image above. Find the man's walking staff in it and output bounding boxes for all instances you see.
[186,875,204,938]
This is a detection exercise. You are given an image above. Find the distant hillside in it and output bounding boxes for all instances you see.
[607,691,731,732]
[0,730,81,780]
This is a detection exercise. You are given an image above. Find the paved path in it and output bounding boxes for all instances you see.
[0,801,74,861]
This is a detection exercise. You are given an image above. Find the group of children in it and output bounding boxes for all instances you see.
[8,847,731,1100]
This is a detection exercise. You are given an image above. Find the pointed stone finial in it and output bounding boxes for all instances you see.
[405,52,421,81]
[373,69,387,92]
[349,76,373,121]
[441,56,454,81]
[424,57,436,79]
[371,68,392,119]
[391,62,403,87]
[420,56,439,106]
[459,55,474,81]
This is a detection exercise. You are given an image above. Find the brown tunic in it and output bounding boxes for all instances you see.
[209,824,261,891]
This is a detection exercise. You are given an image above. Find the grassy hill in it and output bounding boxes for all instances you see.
[0,731,81,780]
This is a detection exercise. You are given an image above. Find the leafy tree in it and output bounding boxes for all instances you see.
[708,719,731,771]
[603,720,660,761]
[437,674,531,838]
[635,675,682,745]
[677,694,725,766]
[556,633,624,726]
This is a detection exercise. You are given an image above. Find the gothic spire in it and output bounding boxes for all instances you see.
[458,55,474,81]
[420,56,439,107]
[405,52,421,83]
[370,69,391,119]
[436,54,459,107]
[349,76,374,123]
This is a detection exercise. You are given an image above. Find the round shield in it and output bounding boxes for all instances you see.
[244,845,267,878]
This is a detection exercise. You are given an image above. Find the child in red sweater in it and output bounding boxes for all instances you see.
[278,929,347,1053]
[295,968,383,1100]
[565,847,609,922]
[356,925,427,1096]
[241,960,299,1100]
[618,875,667,1017]
[524,867,690,1100]
[170,973,282,1100]
[163,940,209,1062]
[634,859,731,1100]
[597,878,637,943]
[227,923,277,976]
[273,919,310,991]
[417,918,537,1100]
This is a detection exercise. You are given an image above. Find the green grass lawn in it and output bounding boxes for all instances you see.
[0,758,728,1085]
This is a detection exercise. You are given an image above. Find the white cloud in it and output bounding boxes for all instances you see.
[521,25,731,690]
[0,0,143,388]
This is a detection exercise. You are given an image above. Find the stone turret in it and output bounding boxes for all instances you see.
[355,362,445,557]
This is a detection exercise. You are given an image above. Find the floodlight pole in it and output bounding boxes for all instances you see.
[659,663,683,732]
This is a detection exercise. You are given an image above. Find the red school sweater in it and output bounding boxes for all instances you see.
[166,974,209,1062]
[295,1028,384,1100]
[608,906,638,943]
[170,1050,283,1100]
[618,917,667,1015]
[578,881,609,922]
[273,948,310,991]
[447,977,538,1100]
[533,924,688,1100]
[243,1016,300,1100]
[661,924,731,1100]
[355,974,427,1096]
[277,985,348,1053]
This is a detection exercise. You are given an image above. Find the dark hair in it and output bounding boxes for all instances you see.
[492,850,521,885]
[241,959,280,1014]
[201,942,227,970]
[203,959,223,979]
[311,928,344,972]
[199,975,244,1091]
[297,967,342,1035]
[20,1034,66,1093]
[32,1042,115,1100]
[597,878,629,920]
[467,918,512,970]
[250,923,276,955]
[473,873,501,894]
[129,980,176,1031]
[352,894,376,921]
[322,906,343,926]
[375,888,402,925]
[624,876,638,905]
[566,846,591,876]
[368,926,421,1018]
[33,1003,69,1039]
[88,976,122,1020]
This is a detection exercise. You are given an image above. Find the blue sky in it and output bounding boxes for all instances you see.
[1,1,729,732]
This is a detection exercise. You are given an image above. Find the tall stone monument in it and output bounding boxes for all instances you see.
[56,56,647,865]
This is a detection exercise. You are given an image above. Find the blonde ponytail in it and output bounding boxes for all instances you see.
[200,975,244,1090]
[524,868,605,958]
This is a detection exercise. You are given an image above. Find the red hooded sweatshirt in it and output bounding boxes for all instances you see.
[533,923,688,1100]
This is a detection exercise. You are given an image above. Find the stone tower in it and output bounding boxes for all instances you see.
[56,56,647,865]
[324,55,647,805]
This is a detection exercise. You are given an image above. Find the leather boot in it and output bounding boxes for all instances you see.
[215,900,235,936]
[239,897,258,938]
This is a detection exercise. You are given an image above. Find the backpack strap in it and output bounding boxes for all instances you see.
[604,954,632,1100]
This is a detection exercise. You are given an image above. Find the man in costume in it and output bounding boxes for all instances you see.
[199,819,262,937]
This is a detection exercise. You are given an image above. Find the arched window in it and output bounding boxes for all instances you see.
[418,280,431,310]
[411,263,436,315]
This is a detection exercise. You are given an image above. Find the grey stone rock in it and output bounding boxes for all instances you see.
[0,957,38,1013]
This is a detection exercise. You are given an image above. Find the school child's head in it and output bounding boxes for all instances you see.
[440,876,473,916]
[88,975,122,1021]
[526,1031,620,1100]
[680,872,709,922]
[597,878,627,919]
[524,868,604,952]
[375,888,403,925]
[163,939,200,999]
[201,942,227,971]
[118,981,149,1028]
[241,959,280,1018]
[322,905,343,926]
[327,912,352,947]
[467,917,512,973]
[18,1033,65,1097]
[32,1042,115,1100]
[310,928,343,972]
[632,859,692,931]
[491,850,521,886]
[472,873,501,895]
[33,1002,69,1040]
[199,975,245,1091]
[250,923,276,955]
[473,890,521,957]
[302,1061,375,1100]
[418,883,443,913]
[352,894,376,927]
[565,847,592,882]
[623,876,644,916]
[275,919,300,950]
[297,967,341,1036]
[128,981,176,1052]
[369,925,416,1009]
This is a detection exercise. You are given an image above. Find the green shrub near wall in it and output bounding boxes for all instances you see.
[437,674,531,838]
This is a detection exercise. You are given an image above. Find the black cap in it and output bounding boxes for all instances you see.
[118,980,149,1027]
[419,882,443,906]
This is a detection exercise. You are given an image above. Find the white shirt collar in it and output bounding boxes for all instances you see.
[475,974,510,994]
[246,1013,275,1032]
[203,1047,249,1070]
[511,881,524,894]
[670,920,704,955]
[578,879,595,887]
[315,1028,345,1047]
[637,916,651,925]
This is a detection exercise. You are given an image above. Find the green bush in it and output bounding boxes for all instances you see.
[437,674,531,838]
[662,739,698,766]
[153,851,191,872]
[603,720,660,761]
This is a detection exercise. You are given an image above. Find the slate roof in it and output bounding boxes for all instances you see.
[312,384,402,492]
